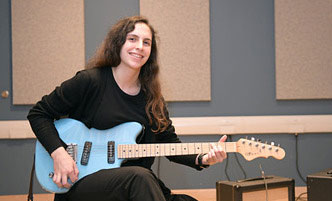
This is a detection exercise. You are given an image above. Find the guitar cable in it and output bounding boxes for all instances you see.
[294,133,308,201]
[224,151,230,181]
[27,155,35,201]
[224,135,247,181]
[295,192,308,201]
[295,133,306,184]
[259,164,269,201]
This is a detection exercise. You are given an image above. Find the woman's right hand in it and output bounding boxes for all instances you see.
[51,147,79,188]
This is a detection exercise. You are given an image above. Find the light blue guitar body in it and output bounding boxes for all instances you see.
[35,118,142,193]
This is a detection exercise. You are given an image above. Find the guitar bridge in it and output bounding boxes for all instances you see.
[66,143,77,163]
[108,141,115,164]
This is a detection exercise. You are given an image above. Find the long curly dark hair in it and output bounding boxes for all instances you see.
[86,16,169,132]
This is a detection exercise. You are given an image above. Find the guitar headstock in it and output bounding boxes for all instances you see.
[236,138,285,161]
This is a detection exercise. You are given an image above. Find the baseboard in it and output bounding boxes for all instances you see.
[0,187,307,201]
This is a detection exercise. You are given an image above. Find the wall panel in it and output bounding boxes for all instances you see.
[11,0,85,104]
[275,0,332,99]
[140,0,211,101]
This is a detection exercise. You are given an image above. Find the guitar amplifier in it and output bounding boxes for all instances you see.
[216,176,295,201]
[307,168,332,201]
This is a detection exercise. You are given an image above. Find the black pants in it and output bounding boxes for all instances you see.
[54,166,197,201]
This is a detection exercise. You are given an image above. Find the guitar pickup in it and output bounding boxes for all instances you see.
[80,141,92,166]
[66,143,77,163]
[108,141,115,164]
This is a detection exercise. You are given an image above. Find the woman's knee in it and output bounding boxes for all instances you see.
[123,166,155,180]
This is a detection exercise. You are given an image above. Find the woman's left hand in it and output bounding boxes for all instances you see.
[202,135,227,166]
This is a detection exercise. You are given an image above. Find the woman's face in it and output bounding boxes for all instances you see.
[119,23,152,70]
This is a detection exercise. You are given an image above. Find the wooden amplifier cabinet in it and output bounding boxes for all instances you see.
[307,168,332,201]
[216,176,295,201]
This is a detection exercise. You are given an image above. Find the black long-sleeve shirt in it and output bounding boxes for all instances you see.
[27,66,201,170]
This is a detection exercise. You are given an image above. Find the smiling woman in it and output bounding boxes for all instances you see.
[27,16,227,201]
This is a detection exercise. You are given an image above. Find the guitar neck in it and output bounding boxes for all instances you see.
[118,142,237,159]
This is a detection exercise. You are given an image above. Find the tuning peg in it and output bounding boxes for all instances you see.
[251,137,255,141]
[255,139,259,147]
[271,142,275,146]
[275,144,280,152]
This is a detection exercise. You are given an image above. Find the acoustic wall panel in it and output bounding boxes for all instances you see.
[275,0,332,100]
[140,0,211,101]
[11,0,85,104]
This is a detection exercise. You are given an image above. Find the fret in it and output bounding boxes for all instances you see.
[118,145,122,158]
[126,144,130,158]
[128,144,132,158]
[132,144,136,158]
[121,145,124,158]
[121,145,126,158]
[165,144,169,156]
[164,144,170,156]
[188,143,195,155]
[159,144,165,156]
[148,144,151,157]
[225,142,236,152]
[202,143,210,153]
[147,144,152,157]
[176,143,182,155]
[125,144,129,158]
[148,144,152,157]
[133,144,137,157]
[121,145,125,158]
[147,144,150,157]
[137,144,142,157]
[164,144,168,156]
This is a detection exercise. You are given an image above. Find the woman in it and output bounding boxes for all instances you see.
[28,16,227,201]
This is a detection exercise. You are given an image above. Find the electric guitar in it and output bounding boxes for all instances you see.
[35,118,285,193]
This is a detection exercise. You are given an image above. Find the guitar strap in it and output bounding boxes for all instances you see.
[27,155,35,201]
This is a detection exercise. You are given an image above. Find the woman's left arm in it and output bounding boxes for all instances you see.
[155,118,227,170]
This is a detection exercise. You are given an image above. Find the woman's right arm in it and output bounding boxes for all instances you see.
[27,70,91,188]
